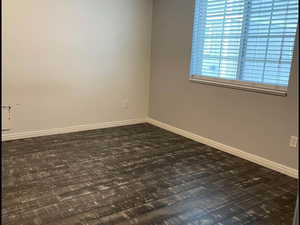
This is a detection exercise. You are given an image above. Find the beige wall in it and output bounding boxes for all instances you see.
[2,0,152,133]
[149,0,298,169]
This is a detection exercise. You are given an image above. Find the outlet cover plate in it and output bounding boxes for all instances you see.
[290,136,298,148]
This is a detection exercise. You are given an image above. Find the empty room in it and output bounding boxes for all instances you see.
[1,0,299,225]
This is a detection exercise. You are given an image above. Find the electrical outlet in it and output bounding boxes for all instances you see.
[289,136,298,148]
[122,99,129,109]
[2,105,12,131]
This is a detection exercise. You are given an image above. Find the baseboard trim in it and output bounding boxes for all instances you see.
[2,117,297,178]
[2,118,147,142]
[146,117,298,179]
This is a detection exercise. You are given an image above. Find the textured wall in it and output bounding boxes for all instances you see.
[149,0,298,169]
[2,0,152,133]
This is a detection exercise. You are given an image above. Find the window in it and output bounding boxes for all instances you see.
[190,0,298,95]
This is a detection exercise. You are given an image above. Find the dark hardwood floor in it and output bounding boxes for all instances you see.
[2,123,298,225]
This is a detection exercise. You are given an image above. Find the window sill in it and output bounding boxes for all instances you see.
[189,76,288,97]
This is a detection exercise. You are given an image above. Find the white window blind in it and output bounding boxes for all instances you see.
[190,0,298,95]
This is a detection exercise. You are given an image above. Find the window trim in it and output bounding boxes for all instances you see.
[189,74,288,96]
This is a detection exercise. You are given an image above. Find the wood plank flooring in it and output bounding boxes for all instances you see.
[2,123,298,225]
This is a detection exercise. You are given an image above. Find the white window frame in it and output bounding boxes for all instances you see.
[189,0,298,96]
[189,75,289,96]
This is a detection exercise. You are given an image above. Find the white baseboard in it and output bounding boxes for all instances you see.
[2,118,146,142]
[146,117,298,179]
[2,117,298,178]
